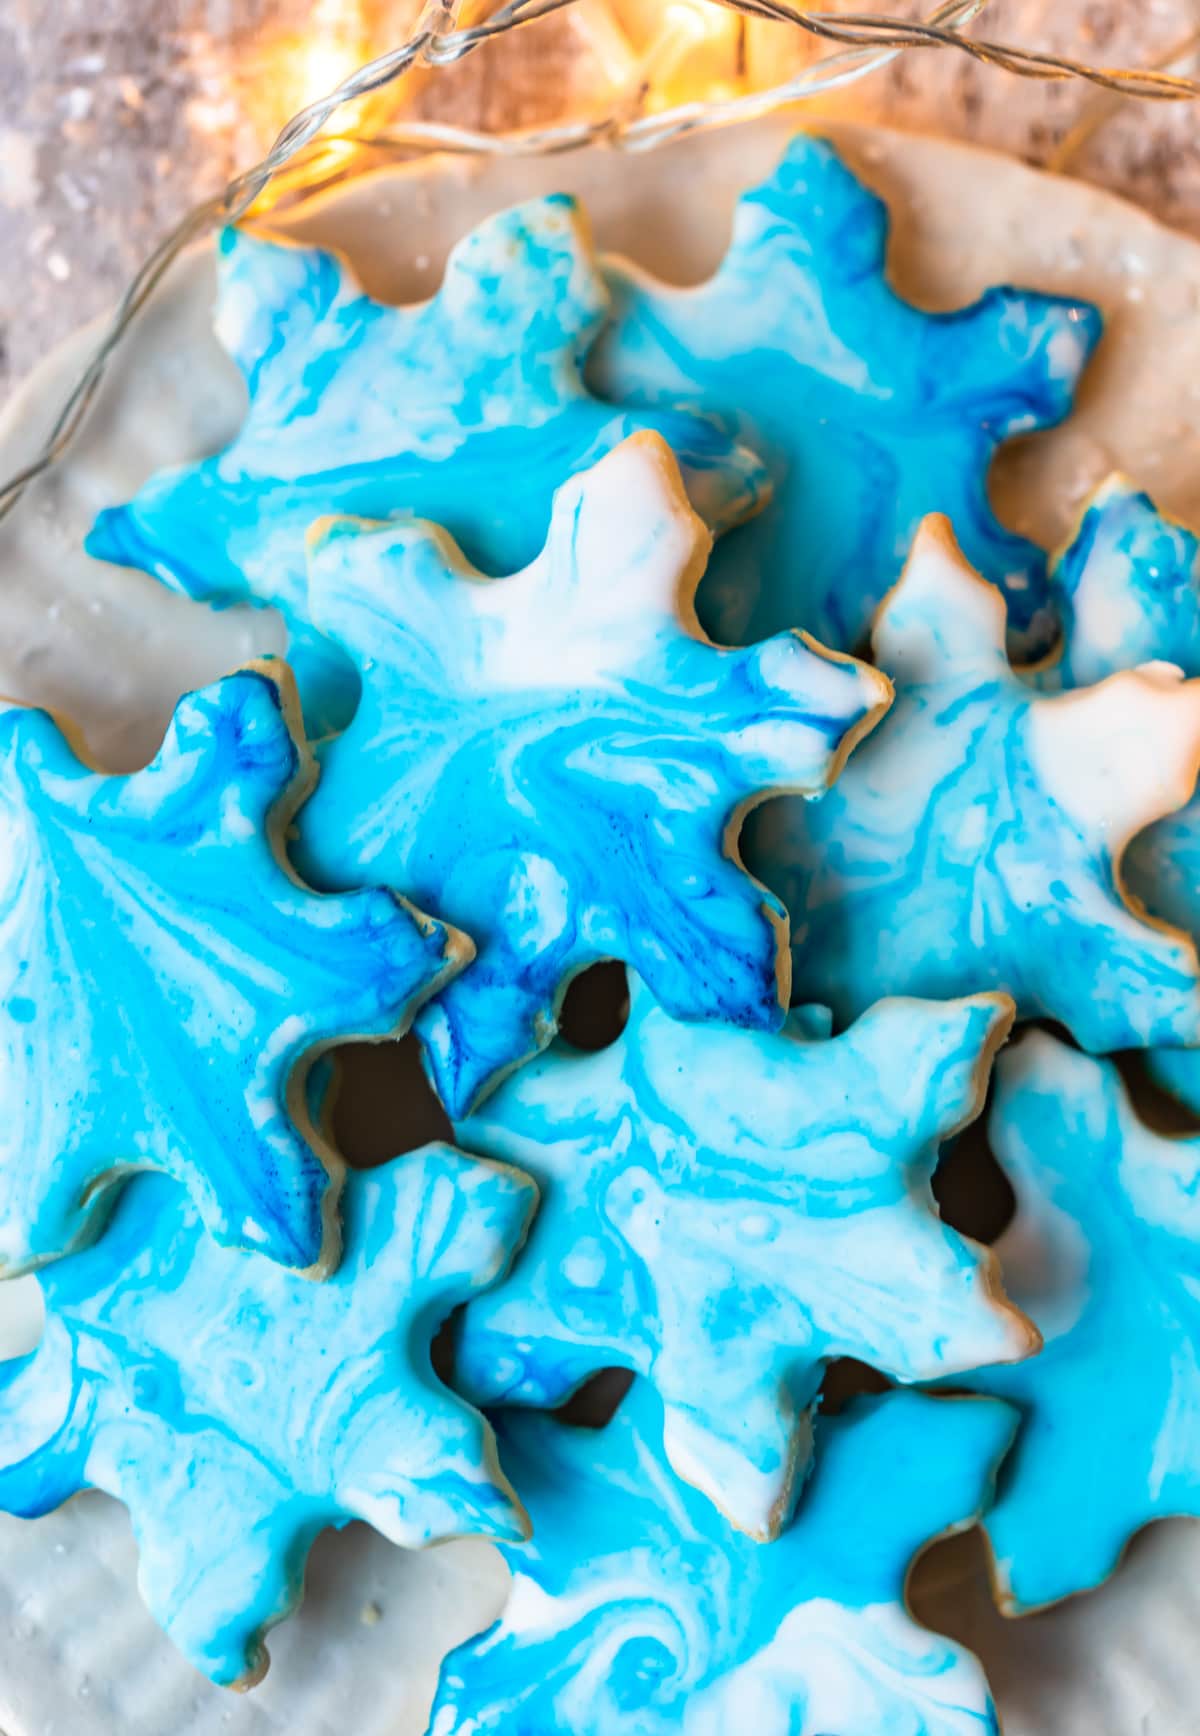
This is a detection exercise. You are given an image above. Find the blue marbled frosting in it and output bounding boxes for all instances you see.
[428,1382,1016,1736]
[1045,477,1200,689]
[1038,479,1200,1110]
[0,665,469,1276]
[298,435,890,1119]
[85,198,769,735]
[454,978,1032,1539]
[753,514,1200,1053]
[963,1031,1200,1612]
[590,131,1100,655]
[0,1148,536,1686]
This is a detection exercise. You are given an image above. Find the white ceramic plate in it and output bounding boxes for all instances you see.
[1,119,1199,1735]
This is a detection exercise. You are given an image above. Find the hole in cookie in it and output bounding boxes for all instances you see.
[1011,612,1065,684]
[933,1112,1016,1246]
[430,1308,460,1390]
[328,1033,453,1169]
[1115,1049,1200,1136]
[555,1368,635,1430]
[557,963,630,1052]
[817,1359,891,1417]
[906,1523,994,1648]
[736,799,788,907]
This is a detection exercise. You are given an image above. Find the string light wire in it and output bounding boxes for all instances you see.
[1,0,1196,523]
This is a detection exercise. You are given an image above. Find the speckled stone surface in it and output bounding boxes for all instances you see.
[0,0,628,400]
[4,0,1200,401]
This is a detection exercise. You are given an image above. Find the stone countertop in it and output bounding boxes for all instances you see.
[2,0,1200,403]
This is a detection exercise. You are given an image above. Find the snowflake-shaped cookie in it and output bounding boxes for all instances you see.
[1041,480,1200,1110]
[0,1148,536,1685]
[964,1031,1200,1612]
[0,664,469,1276]
[1046,477,1200,691]
[429,1381,1016,1736]
[454,978,1032,1539]
[86,198,769,734]
[299,434,891,1119]
[590,131,1100,654]
[755,514,1200,1053]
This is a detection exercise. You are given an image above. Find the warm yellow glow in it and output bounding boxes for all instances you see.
[185,0,768,192]
[186,0,395,154]
[742,0,888,96]
[269,0,370,126]
[316,0,371,107]
[611,0,730,50]
[637,0,744,110]
[570,0,643,98]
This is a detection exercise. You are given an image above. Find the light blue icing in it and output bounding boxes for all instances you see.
[453,978,1031,1540]
[962,1031,1200,1612]
[0,665,469,1276]
[589,131,1100,656]
[1036,479,1200,1111]
[0,1148,536,1686]
[85,198,770,736]
[1044,477,1200,689]
[428,1382,1016,1736]
[752,515,1200,1053]
[298,434,890,1120]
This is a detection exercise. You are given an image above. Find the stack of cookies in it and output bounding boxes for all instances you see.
[1,134,1197,1734]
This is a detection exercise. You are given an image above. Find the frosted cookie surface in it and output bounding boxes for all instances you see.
[1046,477,1200,691]
[0,1148,535,1686]
[592,132,1099,654]
[758,516,1200,1053]
[966,1032,1200,1612]
[429,1382,1015,1736]
[455,980,1031,1538]
[0,664,468,1275]
[1039,481,1200,1111]
[87,198,768,733]
[301,434,889,1118]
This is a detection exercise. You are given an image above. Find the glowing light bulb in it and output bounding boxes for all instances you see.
[291,0,369,116]
[611,0,732,50]
[635,0,744,110]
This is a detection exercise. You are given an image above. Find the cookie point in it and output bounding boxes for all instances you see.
[229,1641,271,1694]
